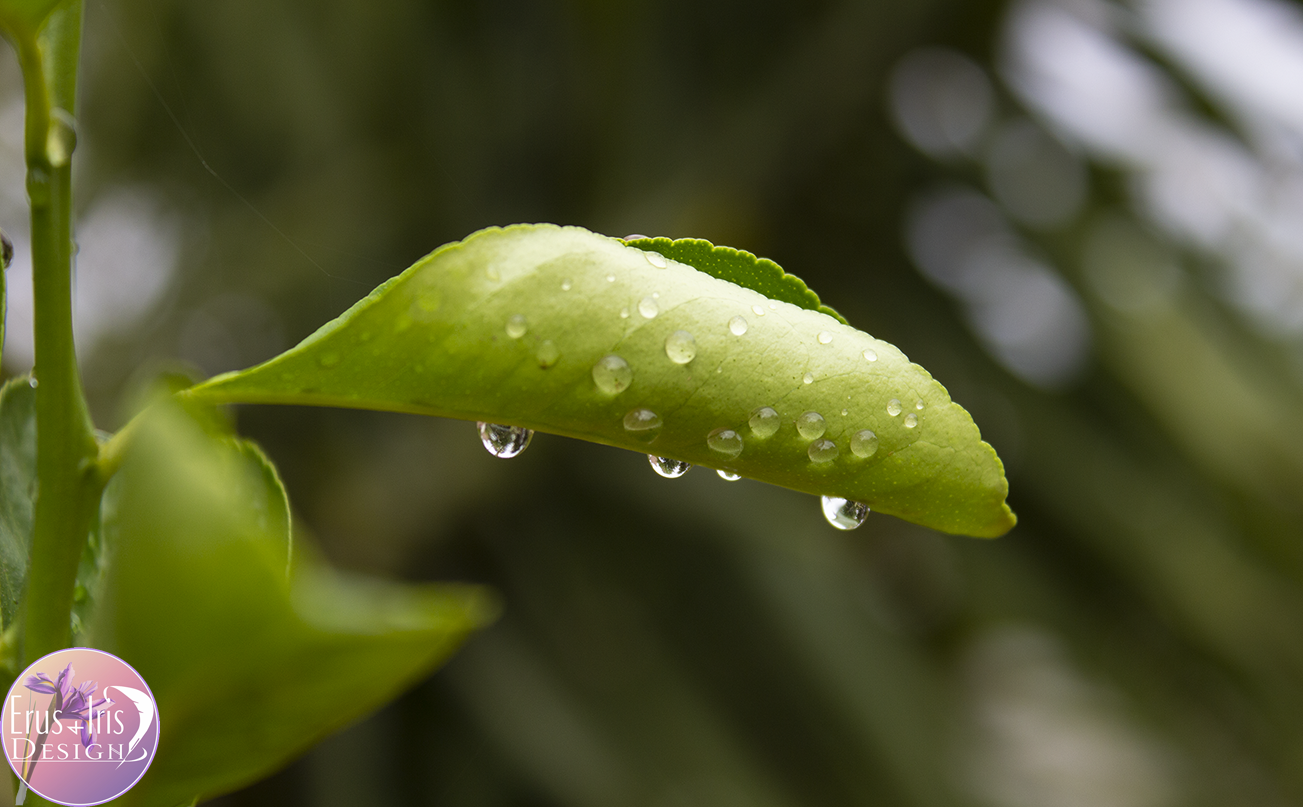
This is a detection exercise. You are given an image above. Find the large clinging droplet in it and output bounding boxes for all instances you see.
[904,413,918,428]
[796,411,827,440]
[592,354,633,394]
[717,469,741,481]
[707,427,744,458]
[45,110,76,168]
[478,422,534,458]
[808,439,839,463]
[821,496,870,530]
[728,316,748,336]
[638,297,659,318]
[749,406,780,438]
[649,455,692,478]
[850,429,879,458]
[644,251,668,268]
[664,330,697,364]
[505,314,528,339]
[887,399,903,416]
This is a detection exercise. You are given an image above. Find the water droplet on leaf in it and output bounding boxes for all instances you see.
[817,331,833,344]
[808,439,839,463]
[796,411,827,440]
[623,408,663,434]
[803,372,814,385]
[707,427,744,458]
[506,314,528,339]
[478,422,533,458]
[644,251,668,268]
[561,279,572,291]
[752,305,765,316]
[904,413,918,428]
[821,496,870,530]
[887,399,902,416]
[863,349,878,362]
[592,354,633,394]
[749,406,780,438]
[537,340,560,368]
[638,297,659,318]
[728,316,748,336]
[664,330,697,364]
[850,430,879,458]
[717,469,741,481]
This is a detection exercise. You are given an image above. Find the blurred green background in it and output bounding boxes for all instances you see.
[6,0,1303,804]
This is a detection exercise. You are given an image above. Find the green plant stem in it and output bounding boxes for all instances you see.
[15,17,99,665]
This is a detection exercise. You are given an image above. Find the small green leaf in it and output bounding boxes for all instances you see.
[625,236,848,324]
[91,401,498,806]
[0,376,36,629]
[188,224,1014,537]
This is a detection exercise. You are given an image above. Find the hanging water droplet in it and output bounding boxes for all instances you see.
[749,406,780,438]
[638,297,659,318]
[625,233,649,241]
[707,427,744,458]
[821,496,870,530]
[644,251,668,268]
[915,400,925,410]
[808,439,839,463]
[664,330,697,364]
[863,349,878,362]
[887,399,902,416]
[561,279,573,291]
[506,314,528,339]
[796,411,827,440]
[752,305,765,316]
[537,340,560,368]
[904,413,918,428]
[478,422,533,458]
[27,376,38,388]
[592,354,633,394]
[850,429,879,458]
[649,455,692,478]
[44,109,76,168]
[717,469,742,481]
[607,273,616,282]
[817,331,833,345]
[728,316,748,336]
[620,307,630,319]
[623,408,663,437]
[802,372,814,385]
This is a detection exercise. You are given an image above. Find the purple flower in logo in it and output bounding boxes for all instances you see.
[24,663,113,747]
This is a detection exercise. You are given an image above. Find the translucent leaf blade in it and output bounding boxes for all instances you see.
[189,224,1014,537]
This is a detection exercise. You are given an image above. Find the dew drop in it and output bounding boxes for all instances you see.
[769,302,777,310]
[863,349,878,362]
[620,307,630,319]
[664,330,697,364]
[749,406,780,438]
[796,411,827,440]
[821,496,870,530]
[606,273,616,283]
[623,408,663,434]
[841,409,849,416]
[717,470,742,481]
[707,427,744,458]
[887,399,903,416]
[808,439,839,463]
[817,331,833,345]
[644,251,668,269]
[44,111,76,168]
[728,316,748,336]
[505,314,528,339]
[904,413,918,428]
[803,372,814,385]
[649,455,692,478]
[561,279,572,291]
[850,430,879,458]
[625,233,649,241]
[478,422,533,458]
[752,305,766,316]
[537,340,560,368]
[638,297,659,319]
[592,354,633,394]
[27,377,38,388]
[915,400,925,410]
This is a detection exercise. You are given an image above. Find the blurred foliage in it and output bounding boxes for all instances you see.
[1,0,1301,804]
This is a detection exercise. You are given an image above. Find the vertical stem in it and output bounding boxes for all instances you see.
[15,14,99,664]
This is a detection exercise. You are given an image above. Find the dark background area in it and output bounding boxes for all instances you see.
[5,0,1303,804]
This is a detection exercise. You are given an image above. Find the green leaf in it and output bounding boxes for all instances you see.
[0,376,36,629]
[624,236,848,324]
[0,0,64,40]
[90,401,499,807]
[187,224,1014,537]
